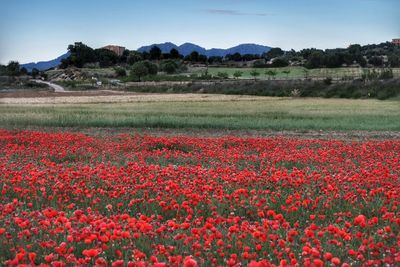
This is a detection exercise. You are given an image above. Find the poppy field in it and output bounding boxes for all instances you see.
[0,130,399,266]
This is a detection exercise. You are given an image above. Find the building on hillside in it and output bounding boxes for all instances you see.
[392,39,400,46]
[102,45,126,56]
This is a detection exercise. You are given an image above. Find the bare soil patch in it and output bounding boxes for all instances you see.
[4,127,399,140]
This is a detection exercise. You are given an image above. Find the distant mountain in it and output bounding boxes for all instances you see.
[137,42,271,57]
[22,52,70,72]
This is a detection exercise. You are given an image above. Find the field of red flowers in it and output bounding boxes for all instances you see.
[0,130,399,266]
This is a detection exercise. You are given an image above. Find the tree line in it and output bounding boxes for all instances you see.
[59,41,400,70]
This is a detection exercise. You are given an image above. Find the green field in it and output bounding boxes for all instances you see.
[1,96,399,131]
[192,66,400,80]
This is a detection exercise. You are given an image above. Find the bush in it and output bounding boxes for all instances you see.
[216,72,229,79]
[124,78,400,100]
[160,60,178,74]
[114,67,127,77]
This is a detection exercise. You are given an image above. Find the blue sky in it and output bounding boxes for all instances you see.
[0,0,399,64]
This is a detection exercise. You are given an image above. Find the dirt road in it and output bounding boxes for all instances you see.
[33,80,65,92]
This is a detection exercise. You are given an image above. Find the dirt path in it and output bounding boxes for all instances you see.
[32,80,66,92]
[0,93,275,104]
[3,127,399,140]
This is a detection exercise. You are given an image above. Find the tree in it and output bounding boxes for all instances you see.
[130,62,149,81]
[6,61,21,76]
[150,46,162,60]
[143,61,158,75]
[233,71,243,79]
[31,68,40,78]
[282,70,291,79]
[127,51,143,65]
[62,42,97,68]
[253,60,266,68]
[388,54,400,67]
[271,58,289,68]
[115,67,127,77]
[208,56,223,64]
[198,54,208,63]
[368,56,383,67]
[189,51,199,62]
[348,44,361,55]
[119,49,130,63]
[217,72,229,79]
[231,53,242,62]
[20,67,28,75]
[265,70,277,80]
[324,53,342,68]
[250,69,260,81]
[160,60,178,74]
[170,48,181,59]
[265,48,284,60]
[305,51,325,69]
[357,56,367,67]
[0,64,6,75]
[95,48,119,67]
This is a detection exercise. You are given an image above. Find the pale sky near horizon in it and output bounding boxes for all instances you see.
[0,0,399,64]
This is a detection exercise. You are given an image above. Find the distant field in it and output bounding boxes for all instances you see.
[192,67,400,80]
[1,95,399,131]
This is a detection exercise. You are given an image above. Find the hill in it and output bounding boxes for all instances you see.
[137,42,271,57]
[22,52,70,72]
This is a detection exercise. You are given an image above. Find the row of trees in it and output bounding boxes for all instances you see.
[288,43,400,68]
[0,61,28,76]
[60,41,400,70]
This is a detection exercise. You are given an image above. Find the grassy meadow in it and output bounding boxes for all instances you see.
[192,66,400,80]
[1,96,399,131]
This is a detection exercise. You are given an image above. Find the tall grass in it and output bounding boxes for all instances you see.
[1,98,399,131]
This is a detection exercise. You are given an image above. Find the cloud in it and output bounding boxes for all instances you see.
[204,9,269,17]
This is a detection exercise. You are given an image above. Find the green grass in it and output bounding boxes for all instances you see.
[192,67,400,80]
[1,97,399,131]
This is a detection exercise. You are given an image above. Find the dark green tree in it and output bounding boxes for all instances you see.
[95,48,119,67]
[130,62,149,81]
[265,48,284,60]
[368,56,383,67]
[233,71,243,79]
[250,69,260,80]
[150,46,162,60]
[208,56,223,64]
[127,51,143,65]
[198,54,208,63]
[271,58,289,67]
[6,61,21,76]
[61,42,97,68]
[265,70,277,80]
[160,60,178,74]
[143,61,158,75]
[217,72,229,79]
[31,68,40,78]
[189,51,199,62]
[305,51,325,69]
[170,48,181,59]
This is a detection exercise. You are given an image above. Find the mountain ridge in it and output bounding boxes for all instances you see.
[21,52,70,72]
[137,42,272,57]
